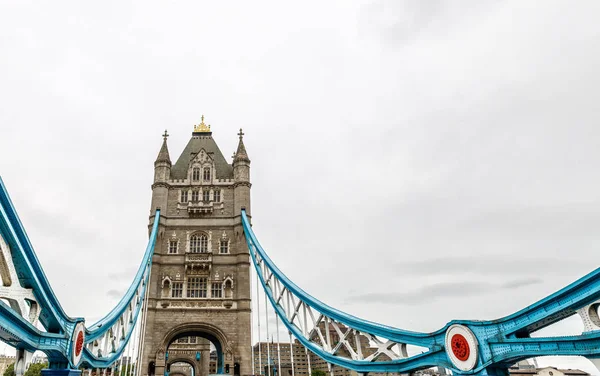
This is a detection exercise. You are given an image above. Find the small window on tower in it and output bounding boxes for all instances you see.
[214,189,221,202]
[200,234,208,252]
[191,190,199,202]
[171,282,183,298]
[192,167,201,181]
[203,190,210,202]
[181,190,188,203]
[203,167,211,181]
[169,240,178,254]
[220,239,229,254]
[189,337,197,344]
[187,277,207,298]
[190,234,209,253]
[211,282,223,298]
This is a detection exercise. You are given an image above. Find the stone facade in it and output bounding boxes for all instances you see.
[0,355,15,376]
[167,336,212,376]
[139,122,251,376]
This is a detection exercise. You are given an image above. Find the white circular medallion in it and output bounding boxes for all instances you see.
[71,322,86,366]
[445,324,478,372]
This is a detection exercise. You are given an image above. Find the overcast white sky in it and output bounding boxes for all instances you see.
[1,0,600,373]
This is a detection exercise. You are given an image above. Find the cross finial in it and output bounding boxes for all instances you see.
[238,128,244,140]
[162,130,169,141]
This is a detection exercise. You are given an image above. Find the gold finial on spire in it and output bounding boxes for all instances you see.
[194,115,211,133]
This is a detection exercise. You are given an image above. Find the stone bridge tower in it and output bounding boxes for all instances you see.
[140,117,251,376]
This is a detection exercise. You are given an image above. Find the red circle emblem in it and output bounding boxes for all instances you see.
[451,333,470,361]
[75,331,84,357]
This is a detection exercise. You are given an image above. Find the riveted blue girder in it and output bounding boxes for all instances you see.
[241,210,600,375]
[0,177,160,370]
[2,173,600,375]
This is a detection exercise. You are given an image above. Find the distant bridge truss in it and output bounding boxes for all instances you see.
[241,210,600,376]
[1,174,600,376]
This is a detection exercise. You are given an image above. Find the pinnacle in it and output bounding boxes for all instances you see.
[155,132,172,165]
[233,132,250,164]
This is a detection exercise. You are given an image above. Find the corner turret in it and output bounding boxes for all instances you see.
[233,128,251,216]
[151,130,171,213]
[154,130,172,182]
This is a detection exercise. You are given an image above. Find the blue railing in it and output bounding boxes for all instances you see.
[0,177,159,370]
[241,209,600,375]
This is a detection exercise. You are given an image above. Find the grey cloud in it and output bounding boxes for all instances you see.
[501,278,543,289]
[389,257,589,277]
[359,1,500,44]
[348,281,492,305]
[1,1,599,373]
[348,278,543,306]
[106,289,124,299]
[108,267,139,281]
[16,206,101,249]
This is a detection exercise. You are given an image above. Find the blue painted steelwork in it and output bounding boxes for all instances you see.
[0,177,160,371]
[241,210,600,375]
[2,170,600,375]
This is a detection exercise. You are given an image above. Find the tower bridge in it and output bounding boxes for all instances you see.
[0,119,599,376]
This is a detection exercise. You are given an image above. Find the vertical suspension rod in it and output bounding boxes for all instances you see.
[306,347,312,376]
[289,332,295,376]
[276,314,282,376]
[127,320,134,376]
[256,267,262,375]
[131,317,141,376]
[265,286,271,376]
[136,266,152,376]
[251,265,256,376]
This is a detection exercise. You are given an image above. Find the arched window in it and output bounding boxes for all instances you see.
[192,167,201,181]
[203,189,210,202]
[190,234,209,253]
[203,167,211,181]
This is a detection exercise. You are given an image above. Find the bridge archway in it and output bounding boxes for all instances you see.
[167,360,196,376]
[161,323,228,375]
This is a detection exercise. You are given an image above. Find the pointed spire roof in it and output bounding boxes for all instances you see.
[233,128,250,164]
[171,122,234,179]
[155,130,172,166]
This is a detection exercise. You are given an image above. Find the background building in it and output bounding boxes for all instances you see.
[508,367,589,376]
[0,355,15,376]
